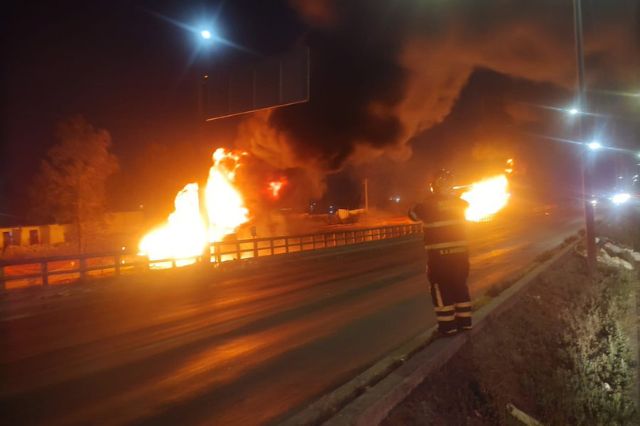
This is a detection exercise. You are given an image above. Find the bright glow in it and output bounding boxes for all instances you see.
[139,183,208,268]
[611,193,631,205]
[590,199,598,206]
[587,141,602,151]
[460,175,510,222]
[200,30,212,39]
[568,107,579,115]
[139,148,249,268]
[505,158,514,174]
[268,177,287,199]
[206,148,250,242]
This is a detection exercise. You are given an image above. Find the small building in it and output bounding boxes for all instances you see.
[0,224,70,251]
[0,212,144,252]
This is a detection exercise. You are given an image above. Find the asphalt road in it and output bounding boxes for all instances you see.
[0,209,582,425]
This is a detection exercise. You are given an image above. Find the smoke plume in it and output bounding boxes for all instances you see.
[237,0,637,184]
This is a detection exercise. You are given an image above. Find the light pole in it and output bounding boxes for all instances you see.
[573,0,597,275]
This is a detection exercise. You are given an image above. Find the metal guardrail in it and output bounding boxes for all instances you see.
[0,223,422,290]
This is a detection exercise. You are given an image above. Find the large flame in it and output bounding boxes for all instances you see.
[460,175,510,222]
[138,183,207,267]
[139,148,249,267]
[206,148,249,242]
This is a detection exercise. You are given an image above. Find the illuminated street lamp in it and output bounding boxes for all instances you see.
[587,141,602,151]
[568,107,579,115]
[573,0,597,274]
[611,193,631,205]
[200,29,212,40]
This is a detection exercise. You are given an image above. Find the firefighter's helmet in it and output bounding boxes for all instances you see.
[430,169,454,194]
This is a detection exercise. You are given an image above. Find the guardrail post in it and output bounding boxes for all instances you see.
[253,239,258,258]
[285,238,290,253]
[236,242,241,260]
[323,233,327,248]
[299,237,303,251]
[171,259,176,269]
[269,239,274,255]
[115,254,121,276]
[79,258,87,280]
[42,261,49,286]
[214,243,221,263]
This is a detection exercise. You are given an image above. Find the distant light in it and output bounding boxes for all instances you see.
[590,199,598,206]
[568,107,579,115]
[587,141,602,151]
[611,193,631,205]
[618,176,624,180]
[200,30,212,39]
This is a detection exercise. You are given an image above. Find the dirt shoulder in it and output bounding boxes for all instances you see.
[383,243,639,425]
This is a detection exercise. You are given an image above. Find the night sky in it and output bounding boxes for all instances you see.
[2,0,639,225]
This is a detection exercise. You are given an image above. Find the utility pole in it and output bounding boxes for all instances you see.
[363,178,369,211]
[573,0,597,275]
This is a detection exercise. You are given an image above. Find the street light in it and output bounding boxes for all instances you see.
[611,193,631,205]
[568,107,579,115]
[200,29,212,40]
[573,0,597,274]
[587,141,602,151]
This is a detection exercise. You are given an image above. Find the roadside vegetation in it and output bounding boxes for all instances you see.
[29,115,119,252]
[384,213,639,425]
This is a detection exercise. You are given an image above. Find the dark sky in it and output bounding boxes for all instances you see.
[2,0,639,224]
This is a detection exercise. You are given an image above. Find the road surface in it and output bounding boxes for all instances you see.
[0,209,582,425]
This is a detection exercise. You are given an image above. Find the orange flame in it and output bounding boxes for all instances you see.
[139,148,249,267]
[268,177,287,199]
[505,158,514,174]
[138,183,207,267]
[206,148,249,242]
[461,175,510,222]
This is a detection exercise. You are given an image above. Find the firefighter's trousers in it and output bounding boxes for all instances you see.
[427,248,471,334]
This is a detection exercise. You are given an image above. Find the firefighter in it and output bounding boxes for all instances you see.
[409,169,472,336]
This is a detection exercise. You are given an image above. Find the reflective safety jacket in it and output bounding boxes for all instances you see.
[409,194,468,254]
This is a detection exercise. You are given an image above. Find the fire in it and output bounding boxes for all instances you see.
[505,158,514,174]
[139,148,249,267]
[268,177,287,199]
[206,148,249,242]
[460,175,510,222]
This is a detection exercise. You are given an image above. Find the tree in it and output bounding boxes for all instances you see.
[31,116,118,251]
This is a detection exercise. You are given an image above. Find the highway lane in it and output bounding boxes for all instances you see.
[0,209,582,425]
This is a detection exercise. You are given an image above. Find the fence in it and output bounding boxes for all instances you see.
[0,223,422,291]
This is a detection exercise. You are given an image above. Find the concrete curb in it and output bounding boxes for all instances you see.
[281,241,578,426]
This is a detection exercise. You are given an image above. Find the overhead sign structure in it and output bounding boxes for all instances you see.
[203,47,309,121]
